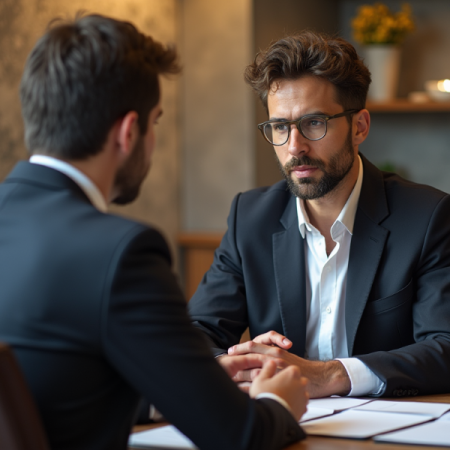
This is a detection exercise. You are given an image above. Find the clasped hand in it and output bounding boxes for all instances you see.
[219,331,351,398]
[218,346,308,421]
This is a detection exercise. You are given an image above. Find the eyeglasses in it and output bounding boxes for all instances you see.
[257,109,359,146]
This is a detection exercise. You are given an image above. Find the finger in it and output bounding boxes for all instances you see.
[233,358,288,382]
[231,355,288,378]
[232,368,262,382]
[301,376,310,398]
[273,365,302,384]
[256,359,277,382]
[228,341,286,357]
[237,382,251,393]
[275,360,289,372]
[219,353,269,377]
[253,331,292,349]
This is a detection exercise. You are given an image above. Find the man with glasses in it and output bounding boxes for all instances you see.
[189,31,450,398]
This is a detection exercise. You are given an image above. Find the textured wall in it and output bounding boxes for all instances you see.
[180,0,254,231]
[0,0,180,256]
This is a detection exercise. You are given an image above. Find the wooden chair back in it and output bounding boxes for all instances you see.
[0,342,49,450]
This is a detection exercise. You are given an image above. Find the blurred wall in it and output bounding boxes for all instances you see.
[0,0,180,256]
[179,0,254,231]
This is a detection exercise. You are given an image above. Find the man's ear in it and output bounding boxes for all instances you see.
[353,109,370,146]
[117,111,139,158]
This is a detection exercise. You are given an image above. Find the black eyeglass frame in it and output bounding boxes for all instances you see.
[257,109,360,146]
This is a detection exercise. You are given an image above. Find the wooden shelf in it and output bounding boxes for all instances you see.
[366,99,450,113]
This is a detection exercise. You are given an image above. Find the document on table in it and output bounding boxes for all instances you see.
[375,411,450,446]
[128,425,197,449]
[128,400,450,446]
[300,397,372,422]
[301,409,433,439]
[353,400,450,418]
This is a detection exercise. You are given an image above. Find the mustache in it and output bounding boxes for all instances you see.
[284,156,326,172]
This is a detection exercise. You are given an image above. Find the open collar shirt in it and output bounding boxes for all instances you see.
[296,155,384,396]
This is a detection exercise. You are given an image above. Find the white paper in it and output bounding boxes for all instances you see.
[306,397,372,411]
[438,411,450,421]
[128,425,197,449]
[374,420,450,446]
[300,406,335,422]
[301,409,433,439]
[299,398,372,423]
[354,400,450,418]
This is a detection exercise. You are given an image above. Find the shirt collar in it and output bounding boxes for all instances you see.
[29,155,108,212]
[296,155,364,238]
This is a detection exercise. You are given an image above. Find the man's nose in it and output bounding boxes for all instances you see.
[287,124,309,157]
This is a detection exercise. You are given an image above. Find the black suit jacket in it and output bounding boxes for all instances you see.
[189,154,450,397]
[0,162,304,450]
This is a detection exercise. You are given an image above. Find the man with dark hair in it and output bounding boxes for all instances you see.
[0,14,308,450]
[189,31,450,399]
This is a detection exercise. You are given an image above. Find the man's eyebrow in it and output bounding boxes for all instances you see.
[268,111,327,122]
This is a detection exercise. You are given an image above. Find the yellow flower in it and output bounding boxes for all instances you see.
[351,2,415,45]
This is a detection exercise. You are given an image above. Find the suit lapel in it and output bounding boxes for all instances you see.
[273,195,307,357]
[346,155,389,355]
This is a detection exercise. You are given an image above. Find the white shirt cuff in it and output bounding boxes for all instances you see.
[256,392,293,415]
[336,357,385,396]
[149,404,164,421]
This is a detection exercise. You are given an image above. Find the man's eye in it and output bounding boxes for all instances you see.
[273,123,288,132]
[304,118,324,127]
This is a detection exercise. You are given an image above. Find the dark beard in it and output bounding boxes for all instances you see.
[277,129,354,200]
[112,136,148,205]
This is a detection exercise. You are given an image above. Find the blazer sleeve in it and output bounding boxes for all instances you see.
[102,227,304,450]
[356,193,450,397]
[188,194,250,355]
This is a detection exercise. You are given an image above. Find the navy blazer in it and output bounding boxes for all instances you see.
[189,154,450,397]
[0,162,303,450]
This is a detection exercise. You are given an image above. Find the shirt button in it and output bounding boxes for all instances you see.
[326,306,332,314]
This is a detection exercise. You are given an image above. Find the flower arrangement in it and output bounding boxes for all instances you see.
[352,3,415,45]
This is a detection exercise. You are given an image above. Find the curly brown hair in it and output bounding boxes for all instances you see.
[244,31,371,112]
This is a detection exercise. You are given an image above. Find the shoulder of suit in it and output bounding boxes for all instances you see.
[381,170,449,204]
[229,180,294,231]
[234,180,293,216]
[238,179,291,201]
[81,209,168,252]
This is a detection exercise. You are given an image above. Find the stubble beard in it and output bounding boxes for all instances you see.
[112,135,149,205]
[277,129,355,200]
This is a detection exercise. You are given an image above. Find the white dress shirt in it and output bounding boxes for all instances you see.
[29,155,108,212]
[297,156,384,396]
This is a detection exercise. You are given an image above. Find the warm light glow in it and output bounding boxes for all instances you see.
[437,79,450,92]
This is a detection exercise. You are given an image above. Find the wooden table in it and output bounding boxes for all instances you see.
[130,394,450,449]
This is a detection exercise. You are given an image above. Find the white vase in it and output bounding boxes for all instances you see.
[364,45,401,101]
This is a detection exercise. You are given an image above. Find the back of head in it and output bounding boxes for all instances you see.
[20,14,180,160]
[244,30,371,112]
